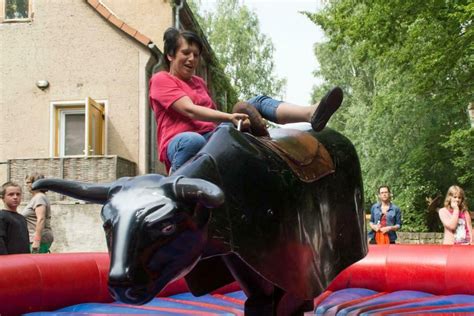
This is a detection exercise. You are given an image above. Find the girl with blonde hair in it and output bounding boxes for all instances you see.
[438,185,472,245]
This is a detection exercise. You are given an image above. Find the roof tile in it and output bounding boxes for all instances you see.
[86,0,153,49]
[108,14,124,29]
[120,23,137,37]
[134,31,151,46]
[87,0,100,8]
[95,4,111,19]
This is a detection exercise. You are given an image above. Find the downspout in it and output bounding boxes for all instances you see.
[146,43,165,173]
[175,0,185,29]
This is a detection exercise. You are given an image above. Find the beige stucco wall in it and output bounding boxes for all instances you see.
[0,0,172,175]
[49,203,107,253]
[102,0,173,50]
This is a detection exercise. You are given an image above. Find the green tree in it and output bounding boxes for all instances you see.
[307,0,473,231]
[189,0,286,100]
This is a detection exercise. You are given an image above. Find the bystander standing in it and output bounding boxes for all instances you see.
[21,173,54,253]
[0,182,29,254]
[368,186,402,244]
[438,185,472,245]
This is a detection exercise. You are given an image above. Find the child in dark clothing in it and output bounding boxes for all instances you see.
[0,182,29,254]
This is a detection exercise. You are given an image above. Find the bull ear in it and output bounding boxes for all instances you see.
[32,178,112,204]
[172,177,224,208]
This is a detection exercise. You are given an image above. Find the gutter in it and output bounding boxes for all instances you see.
[175,0,185,29]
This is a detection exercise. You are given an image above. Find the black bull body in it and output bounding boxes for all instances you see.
[34,125,367,313]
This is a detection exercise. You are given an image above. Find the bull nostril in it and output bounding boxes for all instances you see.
[108,287,118,301]
[109,284,149,304]
[126,286,148,300]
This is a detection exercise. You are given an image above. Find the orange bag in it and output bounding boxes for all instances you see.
[375,231,390,244]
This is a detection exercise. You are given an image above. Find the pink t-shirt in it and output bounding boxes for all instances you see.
[149,71,217,169]
[448,208,471,244]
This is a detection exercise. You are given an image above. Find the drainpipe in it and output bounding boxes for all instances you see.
[146,42,164,173]
[175,0,184,29]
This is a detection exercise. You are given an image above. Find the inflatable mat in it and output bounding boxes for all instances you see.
[1,245,473,315]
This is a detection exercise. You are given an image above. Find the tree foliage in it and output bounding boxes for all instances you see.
[307,0,473,231]
[189,0,286,100]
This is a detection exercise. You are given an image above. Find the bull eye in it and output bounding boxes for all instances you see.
[161,223,176,236]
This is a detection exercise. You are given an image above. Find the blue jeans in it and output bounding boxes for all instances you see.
[167,95,282,171]
[167,131,213,172]
[246,95,281,121]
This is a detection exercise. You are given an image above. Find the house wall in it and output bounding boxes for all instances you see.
[102,0,173,50]
[49,203,107,253]
[0,0,173,182]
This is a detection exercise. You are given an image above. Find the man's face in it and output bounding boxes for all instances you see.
[168,37,201,81]
[3,186,22,211]
[378,187,390,203]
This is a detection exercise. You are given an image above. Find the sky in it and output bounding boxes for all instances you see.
[199,0,327,105]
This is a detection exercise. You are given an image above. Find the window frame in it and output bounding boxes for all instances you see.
[50,99,108,158]
[2,0,32,23]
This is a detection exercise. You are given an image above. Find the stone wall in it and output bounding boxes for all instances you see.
[397,232,444,244]
[7,156,136,202]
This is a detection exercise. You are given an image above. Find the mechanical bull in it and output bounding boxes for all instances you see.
[33,125,367,315]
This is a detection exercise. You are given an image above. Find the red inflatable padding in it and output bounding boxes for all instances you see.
[328,245,474,295]
[3,245,473,314]
[0,252,239,315]
[0,253,111,315]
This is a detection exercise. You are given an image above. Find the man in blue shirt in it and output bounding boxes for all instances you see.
[368,186,402,244]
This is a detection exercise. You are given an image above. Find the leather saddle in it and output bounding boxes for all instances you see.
[232,101,335,183]
[247,128,335,183]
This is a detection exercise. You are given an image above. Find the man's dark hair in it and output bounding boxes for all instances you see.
[378,185,391,194]
[163,27,203,68]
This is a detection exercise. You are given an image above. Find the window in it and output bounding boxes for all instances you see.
[51,98,106,157]
[4,0,30,21]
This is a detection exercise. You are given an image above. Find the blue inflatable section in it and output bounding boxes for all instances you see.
[24,288,474,315]
[26,291,246,315]
[314,289,474,315]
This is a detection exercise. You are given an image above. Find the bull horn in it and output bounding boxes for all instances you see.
[32,178,111,204]
[172,177,224,208]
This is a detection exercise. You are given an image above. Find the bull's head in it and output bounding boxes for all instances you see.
[33,175,224,304]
